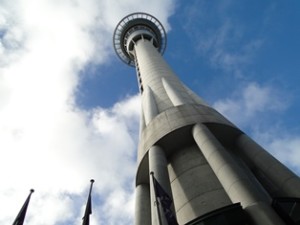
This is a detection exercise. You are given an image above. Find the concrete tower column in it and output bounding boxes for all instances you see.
[236,133,300,197]
[135,184,151,225]
[149,145,174,225]
[142,86,158,125]
[114,12,300,225]
[192,123,285,225]
[134,39,194,113]
[162,77,186,106]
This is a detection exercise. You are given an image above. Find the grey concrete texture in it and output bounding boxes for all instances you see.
[142,86,158,125]
[192,124,288,224]
[168,145,231,224]
[135,184,151,225]
[128,35,300,225]
[137,104,236,163]
[162,77,187,106]
[192,124,270,206]
[245,202,286,225]
[236,134,300,198]
[135,40,194,113]
[149,146,175,225]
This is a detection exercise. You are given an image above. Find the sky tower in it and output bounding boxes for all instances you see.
[113,13,300,225]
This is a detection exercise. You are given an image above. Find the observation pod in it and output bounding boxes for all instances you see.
[113,12,166,66]
[113,12,300,225]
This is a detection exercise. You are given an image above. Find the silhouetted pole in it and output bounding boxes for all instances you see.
[82,179,95,225]
[150,172,163,225]
[12,189,34,225]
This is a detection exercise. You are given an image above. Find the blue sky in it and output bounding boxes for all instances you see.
[0,0,299,224]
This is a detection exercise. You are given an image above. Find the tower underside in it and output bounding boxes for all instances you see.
[113,13,300,225]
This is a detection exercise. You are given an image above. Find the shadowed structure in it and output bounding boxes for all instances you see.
[113,12,300,225]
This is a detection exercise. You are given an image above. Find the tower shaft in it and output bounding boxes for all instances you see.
[114,12,300,225]
[134,39,205,117]
[133,38,300,225]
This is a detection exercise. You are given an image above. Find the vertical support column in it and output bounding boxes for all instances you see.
[162,77,187,106]
[139,107,146,135]
[149,145,173,225]
[134,39,179,112]
[135,184,151,225]
[192,123,285,225]
[142,86,158,125]
[235,133,300,197]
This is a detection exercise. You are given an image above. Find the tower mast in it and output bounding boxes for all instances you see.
[113,12,300,225]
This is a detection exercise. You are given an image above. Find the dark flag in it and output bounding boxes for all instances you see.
[12,189,34,225]
[82,179,95,225]
[150,172,178,225]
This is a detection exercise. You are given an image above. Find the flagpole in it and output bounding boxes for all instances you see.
[88,179,94,197]
[150,172,163,225]
[12,189,34,225]
[82,179,95,225]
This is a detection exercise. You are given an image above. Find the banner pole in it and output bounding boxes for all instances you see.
[150,171,163,225]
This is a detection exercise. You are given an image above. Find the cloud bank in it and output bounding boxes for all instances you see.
[0,0,176,224]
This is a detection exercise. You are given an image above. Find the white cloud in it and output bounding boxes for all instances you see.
[100,188,135,225]
[268,137,300,174]
[196,20,264,74]
[248,126,300,176]
[213,82,287,126]
[181,1,264,77]
[0,0,176,224]
[213,82,300,175]
[0,93,141,224]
